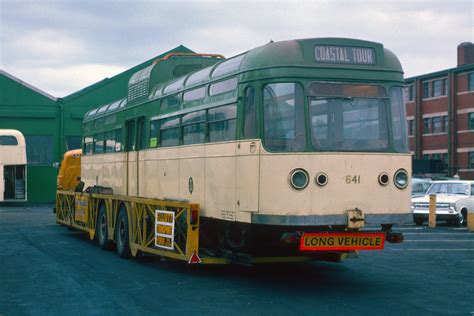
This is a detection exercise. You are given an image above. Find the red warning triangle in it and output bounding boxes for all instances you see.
[188,251,202,264]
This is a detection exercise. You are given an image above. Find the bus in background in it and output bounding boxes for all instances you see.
[0,129,27,202]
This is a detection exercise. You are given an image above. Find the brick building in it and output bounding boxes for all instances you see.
[405,42,474,179]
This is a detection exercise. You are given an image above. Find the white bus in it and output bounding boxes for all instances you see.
[0,129,27,202]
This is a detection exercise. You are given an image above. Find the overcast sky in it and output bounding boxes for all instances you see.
[1,0,473,97]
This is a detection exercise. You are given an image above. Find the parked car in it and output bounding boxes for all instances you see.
[411,180,474,226]
[411,178,432,198]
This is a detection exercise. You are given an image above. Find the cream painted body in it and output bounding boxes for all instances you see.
[81,140,411,223]
[0,130,27,202]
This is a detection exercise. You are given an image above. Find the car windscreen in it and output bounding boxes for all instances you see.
[426,183,469,195]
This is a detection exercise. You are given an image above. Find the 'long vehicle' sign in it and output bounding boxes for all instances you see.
[300,232,385,251]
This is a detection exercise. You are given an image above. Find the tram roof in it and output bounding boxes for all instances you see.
[84,38,403,121]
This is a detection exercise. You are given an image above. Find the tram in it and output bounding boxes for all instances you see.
[0,129,27,202]
[62,38,411,262]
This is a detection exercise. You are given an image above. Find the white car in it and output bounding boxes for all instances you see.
[411,180,474,226]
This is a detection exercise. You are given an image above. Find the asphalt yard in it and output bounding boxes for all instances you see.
[0,205,473,315]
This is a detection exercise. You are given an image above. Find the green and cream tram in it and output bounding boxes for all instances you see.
[81,38,410,257]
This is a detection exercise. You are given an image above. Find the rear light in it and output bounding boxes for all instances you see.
[190,203,199,225]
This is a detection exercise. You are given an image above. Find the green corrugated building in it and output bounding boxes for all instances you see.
[0,45,195,203]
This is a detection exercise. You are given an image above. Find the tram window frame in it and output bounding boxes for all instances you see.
[207,104,237,142]
[159,116,181,147]
[182,110,206,145]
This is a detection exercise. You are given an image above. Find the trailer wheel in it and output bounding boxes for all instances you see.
[116,207,131,259]
[97,204,111,250]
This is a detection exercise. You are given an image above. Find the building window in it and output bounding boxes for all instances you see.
[469,152,474,169]
[423,118,431,134]
[25,135,53,166]
[442,153,448,168]
[408,119,414,136]
[469,112,474,130]
[66,136,81,151]
[423,154,430,160]
[432,116,442,133]
[404,85,414,103]
[409,85,414,101]
[469,73,474,91]
[423,82,430,99]
[443,78,448,95]
[432,80,442,97]
[443,115,449,133]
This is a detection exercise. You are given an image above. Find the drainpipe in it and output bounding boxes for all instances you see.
[447,70,457,177]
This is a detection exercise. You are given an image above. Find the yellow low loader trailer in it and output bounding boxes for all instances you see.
[55,190,325,264]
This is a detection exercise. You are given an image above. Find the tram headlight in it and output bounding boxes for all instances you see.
[289,169,309,190]
[393,169,409,189]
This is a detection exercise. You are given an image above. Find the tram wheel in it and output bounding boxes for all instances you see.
[116,207,131,259]
[97,204,111,250]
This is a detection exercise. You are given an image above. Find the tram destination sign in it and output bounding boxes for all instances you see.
[314,45,376,65]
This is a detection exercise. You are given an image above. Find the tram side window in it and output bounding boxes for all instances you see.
[137,118,147,150]
[161,93,181,110]
[115,129,122,152]
[208,104,237,142]
[94,133,105,154]
[263,83,305,151]
[182,110,205,145]
[0,136,18,145]
[390,87,409,153]
[160,116,181,147]
[244,86,257,138]
[105,131,115,153]
[84,136,93,155]
[149,120,159,148]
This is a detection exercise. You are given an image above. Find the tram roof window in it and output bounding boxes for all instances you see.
[209,77,238,96]
[211,53,246,79]
[107,99,122,111]
[87,108,99,118]
[97,104,110,114]
[152,85,165,98]
[183,86,206,102]
[118,99,127,109]
[129,65,153,85]
[186,66,213,87]
[164,77,186,94]
[308,82,387,98]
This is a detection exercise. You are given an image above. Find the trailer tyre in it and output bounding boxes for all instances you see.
[97,204,111,250]
[116,207,131,259]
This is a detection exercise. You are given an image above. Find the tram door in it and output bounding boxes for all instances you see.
[236,86,260,214]
[125,117,146,197]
